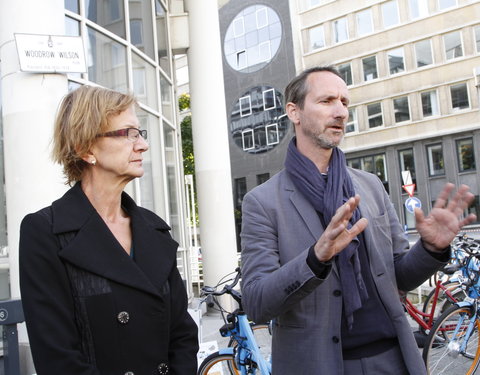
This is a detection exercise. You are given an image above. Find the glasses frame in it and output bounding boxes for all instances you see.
[97,128,148,142]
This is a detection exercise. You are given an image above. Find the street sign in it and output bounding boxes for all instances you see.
[401,170,413,185]
[402,183,416,197]
[15,33,86,73]
[405,197,421,214]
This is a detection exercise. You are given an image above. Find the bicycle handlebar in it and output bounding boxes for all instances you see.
[201,267,243,306]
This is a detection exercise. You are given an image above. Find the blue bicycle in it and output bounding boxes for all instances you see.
[197,268,272,375]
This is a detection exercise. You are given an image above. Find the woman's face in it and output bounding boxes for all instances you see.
[90,105,149,184]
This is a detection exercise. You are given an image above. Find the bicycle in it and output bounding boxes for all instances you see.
[197,268,272,375]
[422,240,480,374]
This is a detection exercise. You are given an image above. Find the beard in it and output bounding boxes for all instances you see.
[301,120,344,150]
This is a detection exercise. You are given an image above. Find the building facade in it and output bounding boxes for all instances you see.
[224,0,480,241]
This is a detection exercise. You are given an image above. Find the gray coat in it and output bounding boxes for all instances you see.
[240,168,446,375]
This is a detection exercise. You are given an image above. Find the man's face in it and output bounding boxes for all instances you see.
[291,71,350,150]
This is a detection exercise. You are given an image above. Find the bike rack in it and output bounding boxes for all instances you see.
[0,300,24,375]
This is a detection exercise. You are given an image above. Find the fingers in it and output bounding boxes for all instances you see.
[432,183,454,209]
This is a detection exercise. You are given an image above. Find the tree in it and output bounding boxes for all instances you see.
[179,93,195,177]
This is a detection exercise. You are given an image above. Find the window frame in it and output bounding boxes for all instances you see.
[362,55,378,81]
[456,137,476,172]
[239,95,252,117]
[443,30,464,60]
[414,39,434,68]
[421,90,440,118]
[393,96,410,123]
[382,0,400,29]
[426,143,445,177]
[450,82,470,111]
[387,47,405,75]
[367,101,383,128]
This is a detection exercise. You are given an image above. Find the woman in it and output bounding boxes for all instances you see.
[19,86,198,375]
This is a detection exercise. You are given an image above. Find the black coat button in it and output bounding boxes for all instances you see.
[157,363,169,374]
[332,336,340,343]
[117,311,130,324]
[333,290,342,297]
[124,372,134,375]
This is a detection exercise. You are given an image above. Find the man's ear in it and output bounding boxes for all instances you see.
[286,102,299,126]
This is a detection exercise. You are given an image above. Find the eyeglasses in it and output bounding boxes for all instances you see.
[97,128,148,142]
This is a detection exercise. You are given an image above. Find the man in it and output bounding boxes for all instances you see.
[240,66,476,375]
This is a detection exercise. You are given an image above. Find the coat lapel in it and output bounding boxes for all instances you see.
[54,183,176,298]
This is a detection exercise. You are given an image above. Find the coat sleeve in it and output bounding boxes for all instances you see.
[167,261,199,375]
[240,189,326,324]
[19,212,101,375]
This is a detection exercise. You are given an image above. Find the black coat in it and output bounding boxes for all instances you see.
[19,183,198,375]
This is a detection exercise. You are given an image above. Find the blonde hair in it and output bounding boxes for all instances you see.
[52,85,136,184]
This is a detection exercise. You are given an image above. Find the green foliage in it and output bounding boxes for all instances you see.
[178,93,191,112]
[181,115,195,176]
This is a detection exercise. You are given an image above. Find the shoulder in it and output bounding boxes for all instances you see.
[244,170,289,201]
[137,206,171,231]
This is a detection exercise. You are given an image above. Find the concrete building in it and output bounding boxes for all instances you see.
[223,0,480,241]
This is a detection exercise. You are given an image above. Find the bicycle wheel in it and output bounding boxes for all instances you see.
[197,352,239,375]
[422,281,466,330]
[423,304,480,375]
[228,323,272,362]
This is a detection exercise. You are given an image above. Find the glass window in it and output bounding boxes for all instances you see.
[393,96,410,123]
[85,0,126,39]
[438,0,457,10]
[388,47,405,75]
[356,9,373,36]
[382,1,399,28]
[256,173,270,185]
[421,90,439,117]
[362,55,378,81]
[65,0,79,13]
[266,123,279,145]
[456,138,476,172]
[450,83,469,110]
[129,0,154,59]
[130,19,143,46]
[242,129,254,150]
[65,16,80,36]
[409,0,429,19]
[86,27,128,92]
[346,107,357,133]
[164,124,181,240]
[347,153,388,192]
[234,178,247,209]
[444,31,463,60]
[132,53,158,110]
[155,2,171,75]
[403,204,416,229]
[338,62,353,86]
[399,148,416,186]
[240,95,252,116]
[263,89,276,110]
[466,196,480,224]
[309,25,325,51]
[475,26,480,53]
[159,73,173,122]
[333,17,348,44]
[426,144,445,176]
[415,39,433,67]
[224,5,282,73]
[367,102,383,128]
[136,109,156,212]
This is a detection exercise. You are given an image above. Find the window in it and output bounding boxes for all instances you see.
[333,17,348,44]
[256,7,268,29]
[415,39,433,67]
[234,177,247,209]
[456,138,476,172]
[393,96,410,123]
[367,102,383,128]
[426,144,445,176]
[338,62,353,86]
[263,89,276,110]
[242,129,254,150]
[382,1,399,28]
[438,0,457,10]
[444,31,463,60]
[466,196,480,224]
[388,48,405,75]
[233,17,245,37]
[239,95,252,116]
[475,26,480,53]
[237,50,247,69]
[256,173,270,185]
[421,90,439,117]
[362,55,378,81]
[258,41,272,62]
[356,9,373,36]
[409,0,428,19]
[266,124,279,145]
[309,25,325,51]
[450,83,469,110]
[347,153,389,192]
[399,148,416,186]
[346,107,357,133]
